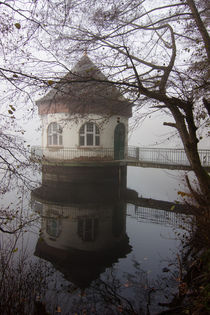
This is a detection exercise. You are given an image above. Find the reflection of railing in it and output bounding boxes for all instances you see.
[31,145,210,167]
[127,204,192,229]
[127,146,210,167]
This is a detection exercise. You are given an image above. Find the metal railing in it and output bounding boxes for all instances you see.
[127,146,210,167]
[31,145,210,167]
[31,146,115,161]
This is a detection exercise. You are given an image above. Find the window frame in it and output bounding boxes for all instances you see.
[79,122,100,147]
[77,216,98,241]
[46,218,61,239]
[47,122,63,147]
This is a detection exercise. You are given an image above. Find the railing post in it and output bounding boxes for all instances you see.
[30,146,210,167]
[136,147,139,160]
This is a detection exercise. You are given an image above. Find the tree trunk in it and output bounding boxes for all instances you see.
[167,102,210,201]
[177,121,210,200]
[187,0,210,62]
[184,142,210,199]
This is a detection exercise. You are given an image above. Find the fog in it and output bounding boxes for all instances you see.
[24,109,209,149]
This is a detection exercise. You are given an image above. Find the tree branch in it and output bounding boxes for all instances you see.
[159,25,176,93]
[187,0,210,61]
[163,122,177,128]
[96,37,166,70]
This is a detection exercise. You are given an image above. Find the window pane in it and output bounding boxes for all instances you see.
[79,123,100,146]
[47,123,63,146]
[48,135,52,145]
[93,218,98,239]
[95,126,99,134]
[53,122,57,131]
[95,135,100,146]
[78,218,84,238]
[80,135,84,146]
[85,218,92,231]
[86,123,93,132]
[85,218,93,241]
[87,134,93,145]
[80,125,85,134]
[59,135,62,145]
[53,134,58,145]
[48,124,52,134]
[46,219,58,237]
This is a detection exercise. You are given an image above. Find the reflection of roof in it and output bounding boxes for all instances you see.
[36,55,132,117]
[35,236,131,289]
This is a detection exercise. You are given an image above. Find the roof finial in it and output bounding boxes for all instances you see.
[83,47,88,56]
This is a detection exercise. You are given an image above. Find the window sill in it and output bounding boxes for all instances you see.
[47,146,64,151]
[49,237,57,241]
[77,146,102,150]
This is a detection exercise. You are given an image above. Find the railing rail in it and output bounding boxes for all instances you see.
[31,145,210,167]
[31,146,116,161]
[127,146,210,167]
[127,204,191,228]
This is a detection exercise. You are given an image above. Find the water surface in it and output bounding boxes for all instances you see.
[0,166,191,314]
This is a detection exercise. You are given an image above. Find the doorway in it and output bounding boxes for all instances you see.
[114,123,125,160]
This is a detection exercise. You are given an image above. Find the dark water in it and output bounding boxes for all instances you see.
[0,166,191,314]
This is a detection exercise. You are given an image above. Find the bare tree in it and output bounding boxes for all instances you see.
[0,0,51,193]
[0,0,209,200]
[41,0,209,199]
[0,230,51,315]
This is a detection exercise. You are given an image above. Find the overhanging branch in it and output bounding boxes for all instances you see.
[163,122,177,128]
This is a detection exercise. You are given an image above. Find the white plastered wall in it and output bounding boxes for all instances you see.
[41,113,129,150]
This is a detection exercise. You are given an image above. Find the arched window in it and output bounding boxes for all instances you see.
[47,122,63,146]
[79,123,100,146]
[46,218,60,239]
[77,217,98,241]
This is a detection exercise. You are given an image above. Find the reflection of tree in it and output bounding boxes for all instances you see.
[66,268,138,314]
[30,165,189,313]
[0,233,179,314]
[64,257,176,315]
[0,232,52,315]
[0,214,181,314]
[0,187,40,235]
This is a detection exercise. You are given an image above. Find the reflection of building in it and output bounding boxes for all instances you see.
[32,165,132,289]
[35,54,132,161]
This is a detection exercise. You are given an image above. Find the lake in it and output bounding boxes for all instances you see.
[0,165,192,315]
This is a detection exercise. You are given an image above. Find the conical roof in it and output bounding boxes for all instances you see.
[35,235,131,289]
[36,55,132,117]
